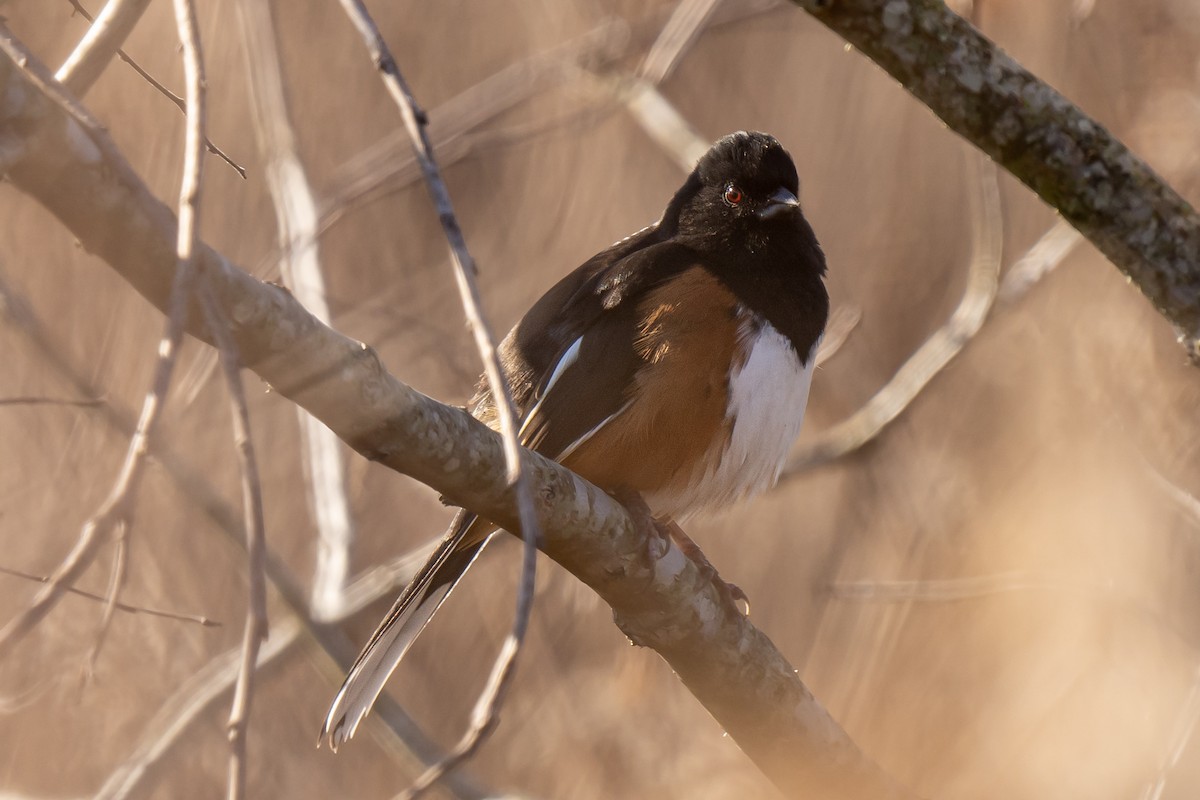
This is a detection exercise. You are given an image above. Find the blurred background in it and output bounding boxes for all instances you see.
[4,0,1200,797]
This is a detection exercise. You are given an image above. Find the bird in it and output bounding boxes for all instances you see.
[321,130,830,749]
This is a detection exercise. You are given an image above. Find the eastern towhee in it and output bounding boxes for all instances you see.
[322,131,830,748]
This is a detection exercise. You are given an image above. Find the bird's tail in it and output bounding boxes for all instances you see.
[320,510,491,750]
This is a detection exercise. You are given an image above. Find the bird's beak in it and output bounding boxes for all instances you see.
[757,187,800,220]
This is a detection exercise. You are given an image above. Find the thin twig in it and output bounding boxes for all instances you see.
[830,571,1058,602]
[0,395,103,407]
[165,4,264,793]
[63,0,245,177]
[0,564,219,626]
[0,270,491,798]
[0,24,203,659]
[57,0,152,97]
[780,149,1003,477]
[85,524,129,676]
[313,1,786,275]
[335,1,541,795]
[198,282,268,800]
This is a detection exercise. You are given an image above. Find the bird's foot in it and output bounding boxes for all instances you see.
[610,487,750,616]
[660,519,750,615]
[610,487,672,562]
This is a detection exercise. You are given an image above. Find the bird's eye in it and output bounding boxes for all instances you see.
[723,185,744,207]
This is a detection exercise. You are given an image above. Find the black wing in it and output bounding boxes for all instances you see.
[477,225,698,459]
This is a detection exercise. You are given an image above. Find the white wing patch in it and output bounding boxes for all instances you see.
[647,317,817,517]
[519,336,583,441]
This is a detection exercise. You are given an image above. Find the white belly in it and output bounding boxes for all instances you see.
[647,317,817,518]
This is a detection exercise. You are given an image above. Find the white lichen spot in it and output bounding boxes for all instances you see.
[794,698,843,747]
[2,80,27,122]
[693,591,721,637]
[882,0,911,33]
[65,119,101,165]
[652,545,687,586]
[958,64,984,93]
[571,474,592,520]
[158,338,173,358]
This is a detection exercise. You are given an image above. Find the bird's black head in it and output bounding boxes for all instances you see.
[664,132,819,266]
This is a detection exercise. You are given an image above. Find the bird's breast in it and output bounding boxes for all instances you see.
[557,267,816,519]
[645,310,815,518]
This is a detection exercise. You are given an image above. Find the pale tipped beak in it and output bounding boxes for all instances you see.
[757,187,800,220]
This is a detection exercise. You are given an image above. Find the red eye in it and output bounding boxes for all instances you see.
[723,185,744,207]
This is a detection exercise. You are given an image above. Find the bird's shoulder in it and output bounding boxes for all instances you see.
[493,223,700,408]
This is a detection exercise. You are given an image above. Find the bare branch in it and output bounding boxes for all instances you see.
[794,0,1200,358]
[161,4,265,794]
[0,265,489,795]
[199,284,268,800]
[334,2,543,794]
[0,564,219,626]
[0,395,103,407]
[0,34,915,799]
[0,22,205,658]
[782,149,1003,476]
[58,0,152,96]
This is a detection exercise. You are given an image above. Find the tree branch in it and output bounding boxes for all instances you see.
[794,0,1200,358]
[0,30,914,800]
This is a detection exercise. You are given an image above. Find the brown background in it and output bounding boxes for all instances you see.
[3,1,1200,798]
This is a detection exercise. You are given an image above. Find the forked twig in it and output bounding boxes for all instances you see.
[58,0,152,96]
[335,1,541,795]
[0,26,202,659]
[63,0,246,177]
[163,5,267,793]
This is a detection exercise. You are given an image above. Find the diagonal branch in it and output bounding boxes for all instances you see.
[794,0,1200,358]
[0,32,916,800]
